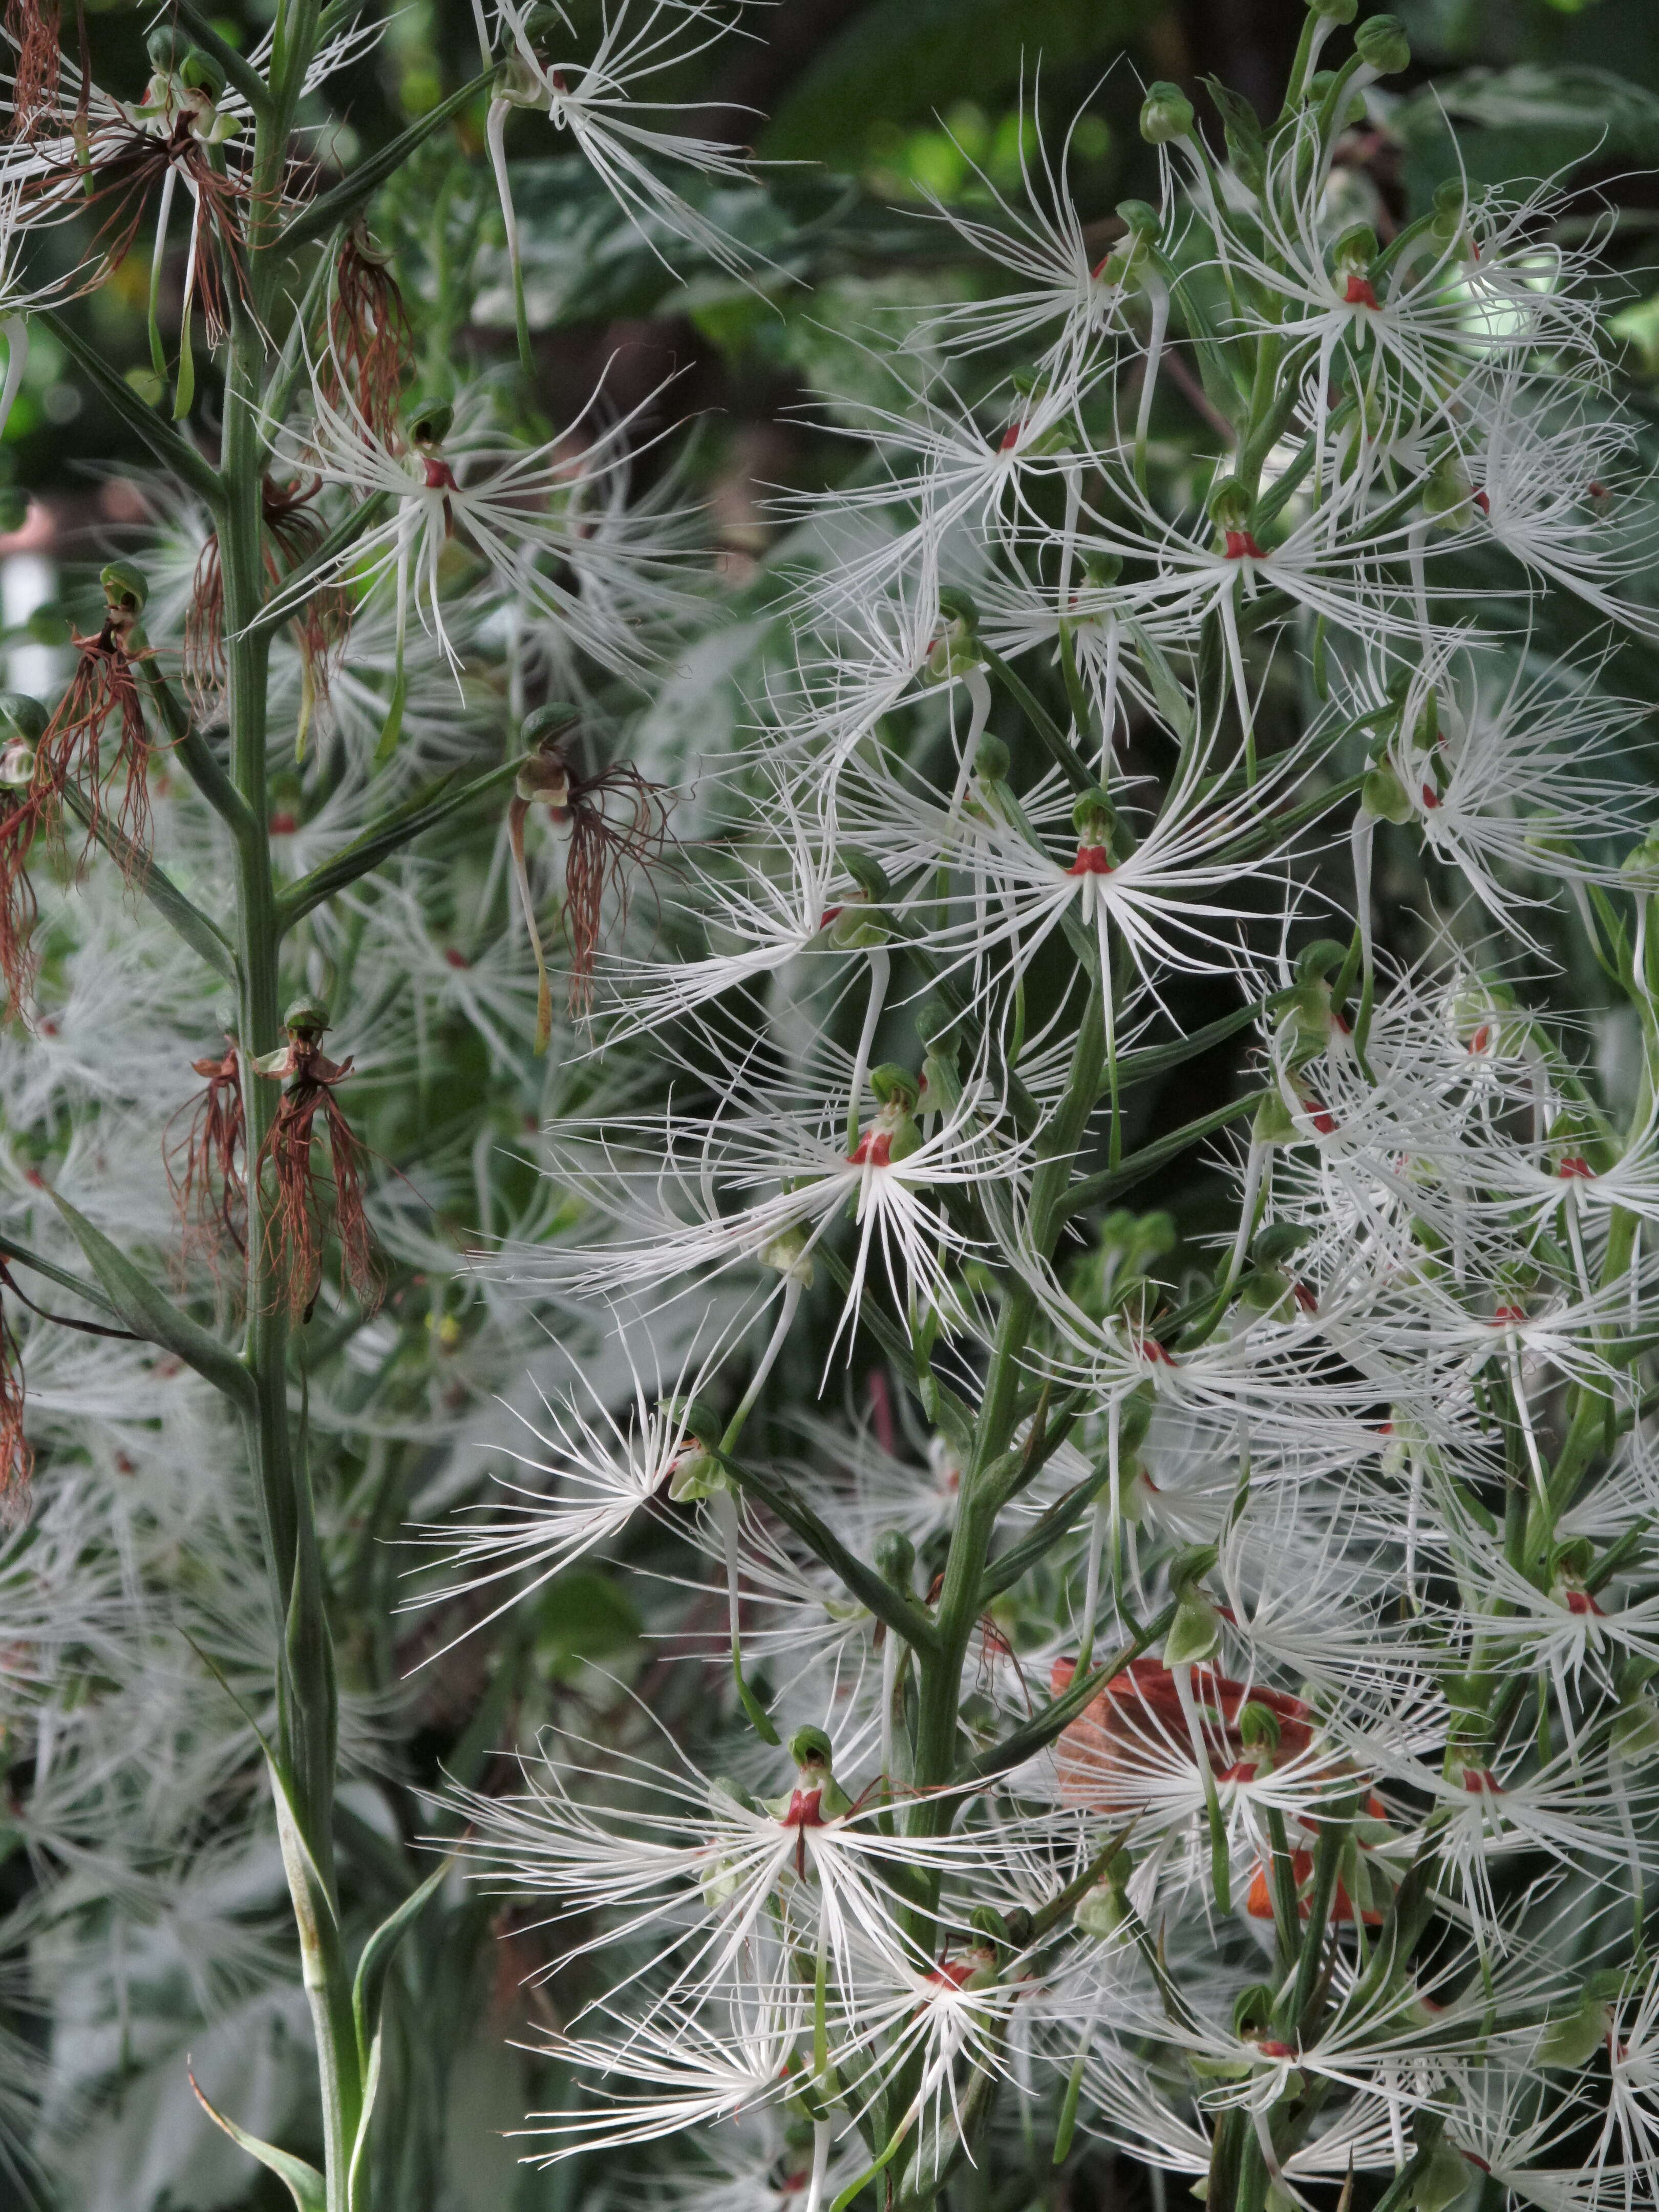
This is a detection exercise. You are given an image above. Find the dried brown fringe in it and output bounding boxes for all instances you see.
[509,748,669,1051]
[322,223,414,446]
[563,757,670,1011]
[164,1038,246,1268]
[0,621,153,1019]
[185,476,349,718]
[5,0,60,135]
[24,119,254,342]
[0,1303,31,1519]
[256,1044,384,1322]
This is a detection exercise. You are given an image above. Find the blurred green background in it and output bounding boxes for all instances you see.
[10,0,1659,512]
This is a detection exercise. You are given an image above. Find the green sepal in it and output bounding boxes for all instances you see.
[47,1191,256,1408]
[189,2074,326,2212]
[1165,1589,1222,1665]
[174,320,196,420]
[374,667,407,765]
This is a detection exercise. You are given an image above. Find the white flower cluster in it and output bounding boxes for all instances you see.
[0,0,1655,2207]
[416,9,1659,2212]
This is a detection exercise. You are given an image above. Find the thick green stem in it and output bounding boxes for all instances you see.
[218,74,361,2201]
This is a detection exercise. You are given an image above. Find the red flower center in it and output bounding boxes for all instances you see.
[781,1786,824,1828]
[1224,528,1265,560]
[1343,273,1380,310]
[1557,1156,1592,1180]
[1067,843,1114,876]
[423,456,459,493]
[848,1130,892,1167]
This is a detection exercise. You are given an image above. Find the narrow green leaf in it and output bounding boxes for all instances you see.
[189,2073,326,2212]
[352,1856,452,2076]
[278,72,498,255]
[276,758,520,933]
[59,788,236,983]
[712,1447,941,1655]
[1122,619,1194,741]
[347,2025,385,2212]
[1062,1090,1271,1220]
[0,1231,126,1321]
[37,310,222,509]
[47,1192,255,1408]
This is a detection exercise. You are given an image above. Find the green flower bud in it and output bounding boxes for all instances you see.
[521,701,579,750]
[1539,1985,1612,2071]
[0,737,34,789]
[1082,551,1123,588]
[1072,787,1117,841]
[0,693,47,745]
[968,1904,1010,1951]
[1306,0,1356,18]
[1140,82,1194,144]
[1253,1221,1313,1267]
[1074,1878,1128,1938]
[1207,477,1252,530]
[1238,1700,1282,1752]
[1331,222,1378,273]
[759,1226,815,1287]
[283,996,330,1035]
[1165,1587,1221,1666]
[935,585,980,631]
[406,397,454,447]
[1167,1548,1221,1601]
[1613,1691,1659,1765]
[179,48,226,97]
[1431,177,1468,241]
[146,25,190,72]
[1115,198,1159,239]
[1624,829,1659,900]
[975,733,1011,782]
[100,560,148,615]
[666,1445,724,1502]
[790,1725,834,1773]
[841,848,892,903]
[876,1528,915,1590]
[925,614,983,683]
[1410,2140,1476,2212]
[1355,14,1410,73]
[1118,1388,1155,1459]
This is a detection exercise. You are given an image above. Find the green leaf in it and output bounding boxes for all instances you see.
[189,2073,326,2212]
[1200,78,1266,194]
[37,310,222,510]
[1062,1090,1271,1220]
[351,1856,452,2077]
[278,70,498,254]
[276,758,520,933]
[47,1192,255,1409]
[1122,619,1194,742]
[0,1230,126,1322]
[59,788,237,984]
